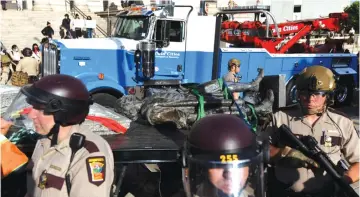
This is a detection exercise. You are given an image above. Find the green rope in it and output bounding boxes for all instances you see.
[246,104,258,133]
[217,78,229,100]
[221,79,258,133]
[190,78,259,133]
[191,89,205,120]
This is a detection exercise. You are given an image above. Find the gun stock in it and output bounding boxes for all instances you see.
[278,124,359,197]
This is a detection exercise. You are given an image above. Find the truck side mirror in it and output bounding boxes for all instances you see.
[156,20,170,48]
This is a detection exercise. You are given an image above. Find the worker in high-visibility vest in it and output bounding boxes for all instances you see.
[0,117,29,179]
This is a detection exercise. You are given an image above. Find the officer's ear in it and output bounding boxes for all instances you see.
[326,92,335,106]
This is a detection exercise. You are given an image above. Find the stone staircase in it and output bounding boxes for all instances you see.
[0,5,108,50]
[0,10,65,50]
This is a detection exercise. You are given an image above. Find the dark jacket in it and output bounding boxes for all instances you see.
[41,26,54,38]
[62,18,71,30]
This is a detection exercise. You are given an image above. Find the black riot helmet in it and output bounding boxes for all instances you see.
[16,74,93,145]
[21,74,93,126]
[182,114,268,197]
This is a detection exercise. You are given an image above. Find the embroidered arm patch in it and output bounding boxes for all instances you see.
[86,156,106,186]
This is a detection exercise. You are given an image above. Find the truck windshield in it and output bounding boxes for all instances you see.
[113,16,150,40]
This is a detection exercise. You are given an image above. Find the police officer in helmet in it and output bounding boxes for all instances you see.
[2,74,114,197]
[266,65,359,197]
[182,114,269,197]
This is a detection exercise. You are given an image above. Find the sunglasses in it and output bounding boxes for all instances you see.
[298,90,327,98]
[232,64,241,68]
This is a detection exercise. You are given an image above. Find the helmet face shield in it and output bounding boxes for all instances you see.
[183,153,264,197]
[2,90,36,132]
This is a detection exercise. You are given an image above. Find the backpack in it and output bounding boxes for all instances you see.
[11,71,28,87]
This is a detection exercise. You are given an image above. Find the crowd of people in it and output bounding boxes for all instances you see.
[0,12,97,86]
[43,13,96,39]
[0,42,42,85]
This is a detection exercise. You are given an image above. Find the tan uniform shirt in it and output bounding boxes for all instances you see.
[16,57,39,76]
[223,72,239,83]
[26,124,114,197]
[266,106,359,194]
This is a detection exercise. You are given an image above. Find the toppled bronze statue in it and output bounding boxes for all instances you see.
[115,68,274,130]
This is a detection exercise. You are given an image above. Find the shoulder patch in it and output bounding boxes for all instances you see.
[327,107,351,120]
[86,156,106,186]
[84,140,100,153]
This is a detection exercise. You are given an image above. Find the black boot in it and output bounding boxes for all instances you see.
[227,68,264,92]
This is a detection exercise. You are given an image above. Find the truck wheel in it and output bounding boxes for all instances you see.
[334,76,354,107]
[92,93,118,108]
[286,78,298,106]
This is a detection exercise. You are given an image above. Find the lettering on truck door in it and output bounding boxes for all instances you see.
[153,19,186,80]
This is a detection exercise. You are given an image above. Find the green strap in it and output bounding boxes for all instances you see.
[217,78,229,100]
[220,78,258,133]
[191,89,205,120]
[246,104,258,133]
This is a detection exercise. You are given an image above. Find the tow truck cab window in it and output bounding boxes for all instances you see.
[113,16,150,40]
[154,20,184,43]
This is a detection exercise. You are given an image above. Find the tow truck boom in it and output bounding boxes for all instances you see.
[220,9,351,53]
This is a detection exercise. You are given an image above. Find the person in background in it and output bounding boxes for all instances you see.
[223,58,241,99]
[16,48,40,83]
[86,16,94,38]
[1,0,7,10]
[16,0,23,11]
[8,45,22,65]
[41,22,54,39]
[31,43,41,62]
[61,14,72,39]
[1,46,13,85]
[74,14,82,38]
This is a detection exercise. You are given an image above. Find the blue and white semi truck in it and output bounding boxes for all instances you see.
[41,4,358,107]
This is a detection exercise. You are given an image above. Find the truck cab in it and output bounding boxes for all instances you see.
[42,5,218,107]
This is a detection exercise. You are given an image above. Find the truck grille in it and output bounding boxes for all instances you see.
[41,43,59,77]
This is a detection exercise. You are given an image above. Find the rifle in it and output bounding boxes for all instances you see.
[279,124,359,197]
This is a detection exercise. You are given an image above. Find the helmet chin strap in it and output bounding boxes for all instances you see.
[299,102,326,116]
[46,123,60,147]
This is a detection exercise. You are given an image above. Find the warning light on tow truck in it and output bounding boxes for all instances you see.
[98,73,104,80]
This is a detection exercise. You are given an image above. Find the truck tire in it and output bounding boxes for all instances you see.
[92,93,118,109]
[334,76,354,107]
[286,77,298,106]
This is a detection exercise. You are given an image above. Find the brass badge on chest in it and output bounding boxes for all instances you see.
[38,170,48,189]
[324,136,332,147]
